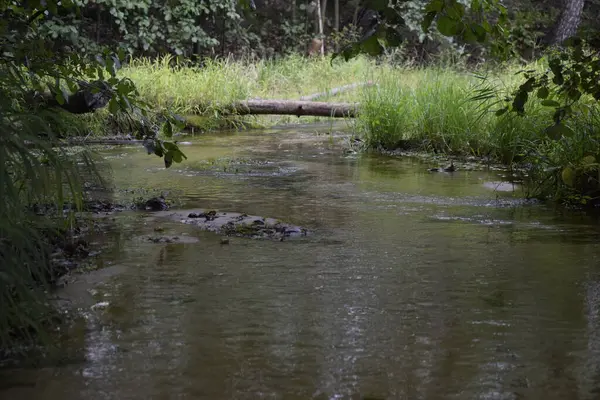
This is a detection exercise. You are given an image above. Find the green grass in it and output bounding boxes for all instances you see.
[109,54,372,131]
[355,63,551,160]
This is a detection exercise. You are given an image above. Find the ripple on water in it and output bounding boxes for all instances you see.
[4,128,600,400]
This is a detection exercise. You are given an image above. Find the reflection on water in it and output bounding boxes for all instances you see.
[2,125,600,400]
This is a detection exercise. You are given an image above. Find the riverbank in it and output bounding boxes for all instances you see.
[54,54,600,206]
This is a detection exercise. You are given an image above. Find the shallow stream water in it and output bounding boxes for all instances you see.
[3,124,600,399]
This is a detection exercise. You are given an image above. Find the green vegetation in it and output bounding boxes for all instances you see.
[0,97,96,348]
[75,55,371,134]
[0,0,187,352]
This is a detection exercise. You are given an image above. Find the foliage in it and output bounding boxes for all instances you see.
[1,0,190,165]
[0,89,97,348]
[79,0,239,56]
[334,0,510,62]
[357,66,550,159]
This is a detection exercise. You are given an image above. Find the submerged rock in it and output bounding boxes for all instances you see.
[143,196,169,211]
[428,161,456,173]
[139,235,199,244]
[154,209,309,241]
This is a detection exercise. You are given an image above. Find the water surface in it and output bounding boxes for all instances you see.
[2,124,600,400]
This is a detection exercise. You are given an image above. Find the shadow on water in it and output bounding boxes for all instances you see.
[3,124,600,399]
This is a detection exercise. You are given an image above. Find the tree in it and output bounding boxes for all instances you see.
[552,0,586,45]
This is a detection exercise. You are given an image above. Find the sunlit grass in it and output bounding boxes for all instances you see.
[356,60,598,162]
[119,54,371,122]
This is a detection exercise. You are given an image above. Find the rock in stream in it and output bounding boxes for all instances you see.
[153,209,309,241]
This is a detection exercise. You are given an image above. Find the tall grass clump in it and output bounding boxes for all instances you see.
[358,68,488,152]
[0,74,97,350]
[123,55,253,115]
[358,63,558,160]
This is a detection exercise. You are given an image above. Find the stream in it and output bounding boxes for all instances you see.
[3,123,600,399]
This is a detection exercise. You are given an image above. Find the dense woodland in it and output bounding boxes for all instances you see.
[19,0,600,62]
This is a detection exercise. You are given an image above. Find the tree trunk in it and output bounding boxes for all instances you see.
[316,0,324,55]
[552,0,586,45]
[333,0,339,52]
[225,99,359,118]
[334,0,339,32]
[352,0,361,25]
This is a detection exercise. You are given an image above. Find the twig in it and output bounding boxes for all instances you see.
[299,81,376,101]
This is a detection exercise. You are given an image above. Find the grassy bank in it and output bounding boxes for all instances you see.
[71,55,372,135]
[356,64,600,205]
[68,54,600,205]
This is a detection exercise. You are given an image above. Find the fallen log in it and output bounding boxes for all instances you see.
[64,139,192,146]
[24,139,193,148]
[225,99,359,118]
[299,81,375,101]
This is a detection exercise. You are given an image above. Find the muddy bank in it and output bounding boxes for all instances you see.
[152,209,309,241]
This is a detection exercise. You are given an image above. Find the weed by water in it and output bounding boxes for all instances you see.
[356,64,552,159]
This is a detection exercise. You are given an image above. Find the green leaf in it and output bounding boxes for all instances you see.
[54,89,66,106]
[163,141,178,151]
[421,12,437,33]
[582,155,596,165]
[445,2,465,19]
[161,121,173,138]
[541,99,560,107]
[552,73,564,85]
[106,56,116,77]
[536,87,549,99]
[471,24,487,42]
[561,166,575,187]
[361,34,384,56]
[437,16,459,36]
[171,149,185,163]
[425,0,444,12]
[67,80,79,93]
[512,91,528,114]
[108,98,120,114]
[495,107,509,116]
[154,142,164,157]
[462,27,477,43]
[164,152,173,168]
[545,123,575,140]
